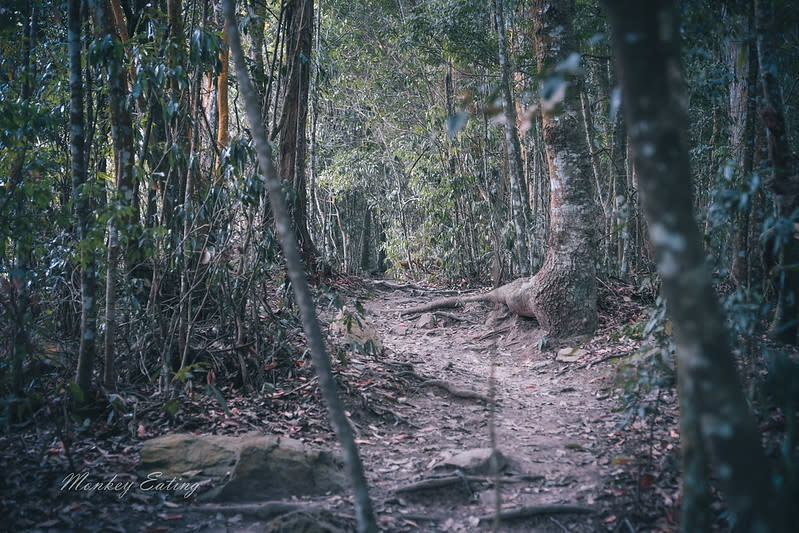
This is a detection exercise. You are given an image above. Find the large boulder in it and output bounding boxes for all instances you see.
[139,433,344,502]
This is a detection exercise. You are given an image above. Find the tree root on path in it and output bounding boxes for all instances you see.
[420,379,490,403]
[395,278,537,319]
[193,502,323,520]
[477,504,595,524]
[394,474,487,494]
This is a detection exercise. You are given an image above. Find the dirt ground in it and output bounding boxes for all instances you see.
[1,279,682,532]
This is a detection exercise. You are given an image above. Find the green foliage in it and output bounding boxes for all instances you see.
[615,298,676,428]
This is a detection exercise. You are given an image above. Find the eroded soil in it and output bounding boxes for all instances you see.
[1,280,681,532]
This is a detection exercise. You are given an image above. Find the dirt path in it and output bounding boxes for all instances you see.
[4,282,673,533]
[343,284,652,532]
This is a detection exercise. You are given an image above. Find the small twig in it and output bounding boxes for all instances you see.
[586,352,631,368]
[549,516,571,532]
[433,311,479,324]
[272,376,319,398]
[420,380,490,403]
[477,505,595,524]
[475,326,511,341]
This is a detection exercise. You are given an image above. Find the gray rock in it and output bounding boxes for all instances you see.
[139,433,344,502]
[434,448,509,475]
[417,313,437,329]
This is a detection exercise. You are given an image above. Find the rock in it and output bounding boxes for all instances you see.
[139,433,344,502]
[556,347,588,363]
[434,448,509,475]
[416,312,437,329]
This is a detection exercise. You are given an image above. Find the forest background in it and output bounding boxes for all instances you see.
[2,0,799,531]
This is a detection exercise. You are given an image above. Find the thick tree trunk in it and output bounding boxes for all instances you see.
[604,0,788,529]
[403,1,597,338]
[278,0,316,263]
[530,0,598,336]
[223,2,377,531]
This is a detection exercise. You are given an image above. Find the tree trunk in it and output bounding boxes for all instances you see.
[223,2,378,530]
[530,0,598,336]
[9,4,36,404]
[278,0,316,264]
[360,205,372,273]
[404,3,597,337]
[755,0,799,344]
[727,3,757,288]
[70,0,98,394]
[91,0,136,391]
[216,17,230,182]
[493,0,531,277]
[604,0,789,529]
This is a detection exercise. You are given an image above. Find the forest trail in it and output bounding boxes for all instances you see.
[336,282,670,532]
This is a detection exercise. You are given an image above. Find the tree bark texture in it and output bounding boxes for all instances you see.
[223,2,378,531]
[278,0,316,263]
[605,1,788,530]
[530,0,598,336]
[726,4,757,287]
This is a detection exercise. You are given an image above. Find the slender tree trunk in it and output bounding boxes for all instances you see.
[727,4,757,288]
[223,2,378,531]
[529,0,598,336]
[91,0,135,391]
[604,1,788,530]
[9,4,36,403]
[493,0,530,277]
[360,206,372,273]
[278,0,316,263]
[755,0,799,344]
[216,18,230,175]
[70,0,99,395]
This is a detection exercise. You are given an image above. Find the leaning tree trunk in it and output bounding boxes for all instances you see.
[223,2,377,531]
[529,0,598,336]
[604,0,788,530]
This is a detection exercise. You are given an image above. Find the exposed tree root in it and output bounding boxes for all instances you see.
[397,278,536,317]
[420,379,490,403]
[477,504,595,524]
[194,502,322,520]
[394,475,487,494]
